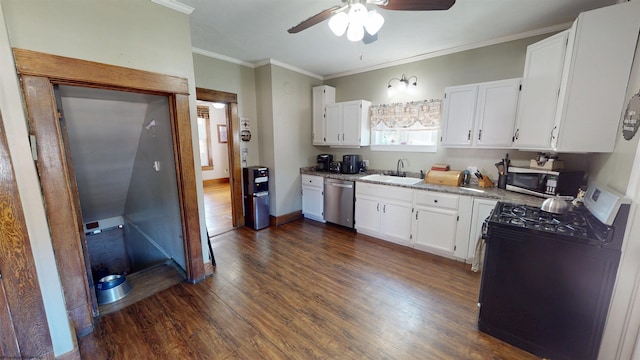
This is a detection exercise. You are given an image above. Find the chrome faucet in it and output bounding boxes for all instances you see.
[396,158,406,177]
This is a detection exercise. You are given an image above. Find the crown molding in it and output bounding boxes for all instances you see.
[192,47,254,67]
[151,0,194,15]
[324,21,573,80]
[255,59,323,80]
[193,48,323,80]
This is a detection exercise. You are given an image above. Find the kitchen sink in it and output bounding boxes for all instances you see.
[360,174,424,185]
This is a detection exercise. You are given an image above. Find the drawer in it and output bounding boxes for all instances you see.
[414,191,459,210]
[302,174,323,188]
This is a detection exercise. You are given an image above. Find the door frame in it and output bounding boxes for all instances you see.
[196,87,244,230]
[13,48,205,336]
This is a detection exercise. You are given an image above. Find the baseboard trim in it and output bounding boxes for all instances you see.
[270,211,303,227]
[203,178,230,186]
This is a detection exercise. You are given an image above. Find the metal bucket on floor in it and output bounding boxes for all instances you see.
[96,274,132,305]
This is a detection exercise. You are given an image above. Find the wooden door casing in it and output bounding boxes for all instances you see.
[14,48,205,338]
[0,109,54,359]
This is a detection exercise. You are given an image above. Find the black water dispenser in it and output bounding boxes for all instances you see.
[243,166,270,230]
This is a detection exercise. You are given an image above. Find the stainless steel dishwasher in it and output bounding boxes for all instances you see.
[323,178,355,228]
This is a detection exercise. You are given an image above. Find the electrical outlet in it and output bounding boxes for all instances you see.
[467,166,478,174]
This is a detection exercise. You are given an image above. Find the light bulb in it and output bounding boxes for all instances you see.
[348,3,368,25]
[364,10,384,35]
[328,12,349,36]
[387,85,396,97]
[347,24,364,42]
[397,80,407,91]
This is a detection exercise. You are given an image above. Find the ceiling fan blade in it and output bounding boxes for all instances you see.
[287,5,343,34]
[377,0,456,11]
[362,32,378,44]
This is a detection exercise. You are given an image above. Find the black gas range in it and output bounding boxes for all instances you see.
[478,184,631,360]
[487,202,615,248]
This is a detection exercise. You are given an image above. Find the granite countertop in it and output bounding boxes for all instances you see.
[300,167,545,207]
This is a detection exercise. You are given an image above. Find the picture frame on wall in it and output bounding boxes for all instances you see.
[217,124,228,143]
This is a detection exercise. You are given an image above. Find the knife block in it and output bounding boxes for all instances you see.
[478,177,494,188]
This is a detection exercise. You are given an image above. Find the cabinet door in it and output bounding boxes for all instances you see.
[355,195,380,235]
[325,103,342,145]
[302,186,324,222]
[380,200,413,246]
[467,199,497,262]
[441,84,477,147]
[474,79,520,148]
[414,206,458,256]
[341,101,362,146]
[513,30,569,150]
[312,86,331,145]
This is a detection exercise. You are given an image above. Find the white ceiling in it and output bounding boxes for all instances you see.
[179,0,618,78]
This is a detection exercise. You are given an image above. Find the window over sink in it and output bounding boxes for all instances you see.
[370,100,441,152]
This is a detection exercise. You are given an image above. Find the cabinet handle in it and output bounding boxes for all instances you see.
[377,203,379,212]
[342,134,344,141]
[467,130,471,140]
[434,199,438,203]
[383,205,386,213]
[478,129,482,140]
[416,211,418,220]
[337,134,340,141]
[513,129,519,142]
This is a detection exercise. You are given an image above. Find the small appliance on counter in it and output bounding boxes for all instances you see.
[425,170,462,186]
[316,154,333,171]
[329,161,342,173]
[340,154,361,174]
[506,167,584,198]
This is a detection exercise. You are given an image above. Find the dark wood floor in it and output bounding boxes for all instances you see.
[79,220,539,359]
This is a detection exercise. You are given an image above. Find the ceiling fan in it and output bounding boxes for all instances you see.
[287,0,456,43]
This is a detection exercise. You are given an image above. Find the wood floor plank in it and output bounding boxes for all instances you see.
[80,219,540,359]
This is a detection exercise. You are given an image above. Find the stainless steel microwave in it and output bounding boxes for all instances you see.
[506,167,585,198]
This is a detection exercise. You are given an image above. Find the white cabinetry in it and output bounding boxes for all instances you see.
[325,100,371,147]
[412,191,472,259]
[513,2,640,153]
[355,182,413,246]
[467,198,497,263]
[301,175,325,222]
[441,78,520,148]
[312,85,335,145]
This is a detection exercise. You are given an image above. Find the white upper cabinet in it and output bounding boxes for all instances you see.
[512,31,569,150]
[441,78,520,148]
[312,85,335,145]
[325,100,371,147]
[514,2,640,153]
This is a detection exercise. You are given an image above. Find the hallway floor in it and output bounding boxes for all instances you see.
[203,181,233,236]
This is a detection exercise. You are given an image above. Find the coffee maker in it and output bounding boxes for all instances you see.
[316,154,333,171]
[341,154,361,174]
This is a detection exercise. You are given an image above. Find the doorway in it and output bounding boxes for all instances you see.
[14,48,204,337]
[196,87,244,238]
[197,99,233,236]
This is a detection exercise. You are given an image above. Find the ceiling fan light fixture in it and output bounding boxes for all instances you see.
[346,23,365,42]
[348,3,368,25]
[365,10,384,35]
[329,11,349,36]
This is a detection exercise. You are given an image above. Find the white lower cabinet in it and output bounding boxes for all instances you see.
[467,198,497,263]
[355,182,413,246]
[301,175,325,222]
[411,191,472,259]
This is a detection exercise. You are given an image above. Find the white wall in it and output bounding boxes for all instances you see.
[201,104,230,180]
[192,53,261,169]
[0,0,204,355]
[124,98,185,270]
